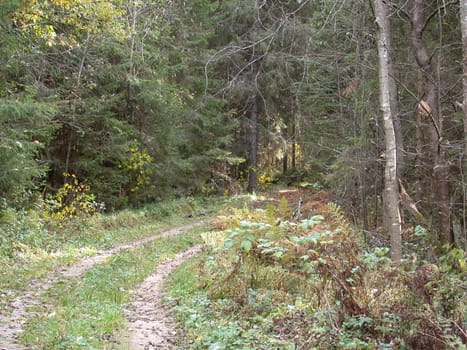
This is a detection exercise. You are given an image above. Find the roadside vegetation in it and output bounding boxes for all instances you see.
[166,189,466,350]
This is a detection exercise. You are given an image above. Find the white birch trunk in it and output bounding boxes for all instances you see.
[461,0,467,243]
[373,0,402,262]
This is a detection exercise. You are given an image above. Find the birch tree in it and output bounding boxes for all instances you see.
[373,0,402,262]
[461,0,467,242]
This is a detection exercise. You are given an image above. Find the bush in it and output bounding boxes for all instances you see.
[44,173,105,223]
[185,199,466,349]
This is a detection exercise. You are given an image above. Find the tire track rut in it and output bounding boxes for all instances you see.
[0,220,206,350]
[124,244,203,349]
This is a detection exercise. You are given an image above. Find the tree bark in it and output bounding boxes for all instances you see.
[282,152,288,174]
[374,0,402,262]
[383,14,404,179]
[461,0,467,241]
[291,116,297,170]
[247,62,259,193]
[410,0,451,243]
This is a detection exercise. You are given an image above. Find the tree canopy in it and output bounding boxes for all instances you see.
[1,0,466,248]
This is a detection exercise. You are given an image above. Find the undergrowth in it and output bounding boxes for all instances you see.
[167,197,466,349]
[167,255,296,349]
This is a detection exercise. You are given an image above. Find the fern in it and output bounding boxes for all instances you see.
[326,202,352,233]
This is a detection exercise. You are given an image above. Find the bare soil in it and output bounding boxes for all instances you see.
[0,220,206,350]
[122,244,203,350]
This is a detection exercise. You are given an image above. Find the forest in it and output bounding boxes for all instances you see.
[0,0,466,349]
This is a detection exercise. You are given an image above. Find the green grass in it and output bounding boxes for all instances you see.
[0,195,247,309]
[21,225,206,349]
[165,253,298,350]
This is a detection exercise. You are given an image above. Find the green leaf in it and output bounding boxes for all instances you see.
[209,343,226,350]
[273,251,284,258]
[240,240,253,252]
[414,225,428,237]
[300,215,325,230]
[239,220,253,228]
[224,239,234,249]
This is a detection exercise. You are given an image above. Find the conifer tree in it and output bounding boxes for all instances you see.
[0,1,57,204]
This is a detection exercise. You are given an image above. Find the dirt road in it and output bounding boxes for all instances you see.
[0,220,206,350]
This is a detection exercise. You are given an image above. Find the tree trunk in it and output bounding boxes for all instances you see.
[384,16,404,179]
[414,70,425,205]
[461,0,467,241]
[374,0,402,262]
[283,113,289,174]
[291,116,297,170]
[247,63,259,193]
[282,152,288,174]
[410,0,451,243]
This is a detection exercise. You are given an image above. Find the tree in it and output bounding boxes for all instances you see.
[197,0,316,192]
[246,60,260,193]
[166,0,243,194]
[461,0,467,244]
[12,0,136,208]
[409,0,451,243]
[373,0,402,261]
[0,1,57,204]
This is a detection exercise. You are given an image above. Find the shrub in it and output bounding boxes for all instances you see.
[45,173,104,222]
[194,200,466,349]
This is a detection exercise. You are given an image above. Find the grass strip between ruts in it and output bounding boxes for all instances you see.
[21,225,206,350]
[1,195,246,310]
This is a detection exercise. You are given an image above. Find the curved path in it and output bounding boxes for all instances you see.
[124,244,203,349]
[0,220,206,350]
